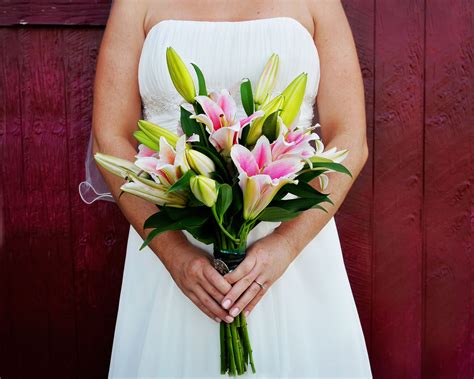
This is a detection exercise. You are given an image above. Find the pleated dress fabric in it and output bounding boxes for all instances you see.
[108,17,373,378]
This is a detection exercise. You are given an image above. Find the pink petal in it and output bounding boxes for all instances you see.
[262,158,304,179]
[158,137,176,165]
[252,135,272,169]
[135,157,160,174]
[240,110,264,128]
[216,89,237,123]
[230,145,259,176]
[209,126,238,152]
[191,114,215,133]
[136,144,158,158]
[194,95,223,130]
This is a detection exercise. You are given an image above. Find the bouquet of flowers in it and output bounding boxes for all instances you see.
[95,47,351,376]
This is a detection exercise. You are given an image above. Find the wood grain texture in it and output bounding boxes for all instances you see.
[1,1,473,378]
[63,27,129,378]
[337,0,375,359]
[423,0,473,377]
[0,1,112,26]
[372,1,425,377]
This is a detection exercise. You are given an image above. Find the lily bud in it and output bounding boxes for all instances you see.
[137,120,179,148]
[185,149,215,177]
[133,130,160,151]
[190,175,218,207]
[280,72,307,127]
[94,152,141,179]
[121,181,187,208]
[166,47,196,103]
[246,94,284,145]
[254,53,279,108]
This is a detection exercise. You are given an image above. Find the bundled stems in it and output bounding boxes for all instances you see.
[219,313,256,376]
[215,220,256,376]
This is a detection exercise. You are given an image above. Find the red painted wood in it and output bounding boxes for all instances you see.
[423,1,473,377]
[337,0,375,359]
[1,2,473,378]
[0,1,111,26]
[1,28,77,377]
[63,27,129,378]
[372,1,425,377]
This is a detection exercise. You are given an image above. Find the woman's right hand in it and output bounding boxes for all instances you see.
[164,240,235,324]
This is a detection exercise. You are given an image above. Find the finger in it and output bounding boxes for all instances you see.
[187,291,219,322]
[199,275,226,304]
[228,281,262,317]
[223,253,257,284]
[195,285,235,323]
[221,269,260,311]
[244,287,267,316]
[203,264,232,294]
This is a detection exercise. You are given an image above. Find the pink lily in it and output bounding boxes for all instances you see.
[191,89,264,154]
[271,123,321,161]
[136,144,159,158]
[231,135,304,220]
[134,135,189,187]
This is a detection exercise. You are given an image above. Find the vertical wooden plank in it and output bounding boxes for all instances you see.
[0,27,20,379]
[64,27,129,378]
[424,1,473,377]
[2,27,78,377]
[338,0,375,358]
[373,1,425,377]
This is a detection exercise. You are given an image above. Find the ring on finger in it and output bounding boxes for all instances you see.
[254,279,267,290]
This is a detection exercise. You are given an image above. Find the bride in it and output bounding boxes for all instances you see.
[86,0,372,377]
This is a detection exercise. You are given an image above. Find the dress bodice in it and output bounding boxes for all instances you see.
[138,17,320,131]
[79,17,321,204]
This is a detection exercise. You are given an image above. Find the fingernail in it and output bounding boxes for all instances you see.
[225,315,234,323]
[230,307,240,317]
[214,317,221,323]
[244,310,250,317]
[222,299,231,309]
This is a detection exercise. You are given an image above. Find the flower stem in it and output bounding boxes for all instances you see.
[212,206,240,243]
[220,322,227,374]
[240,312,256,373]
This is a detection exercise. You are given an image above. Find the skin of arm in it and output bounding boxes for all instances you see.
[221,0,369,318]
[92,0,188,266]
[93,0,234,323]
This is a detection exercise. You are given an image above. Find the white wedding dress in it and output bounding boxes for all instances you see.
[107,17,372,378]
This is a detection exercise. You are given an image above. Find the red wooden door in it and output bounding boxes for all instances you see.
[1,1,472,378]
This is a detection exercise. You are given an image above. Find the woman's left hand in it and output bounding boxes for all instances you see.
[221,230,298,318]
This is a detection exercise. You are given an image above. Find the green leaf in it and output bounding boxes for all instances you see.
[261,110,280,142]
[257,207,302,222]
[240,78,254,116]
[309,161,353,178]
[140,212,182,250]
[297,170,325,183]
[180,106,209,145]
[269,197,329,213]
[162,206,210,228]
[215,183,233,220]
[166,170,195,193]
[191,63,208,96]
[278,181,332,204]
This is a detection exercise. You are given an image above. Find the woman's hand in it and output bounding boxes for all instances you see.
[165,240,235,324]
[220,230,298,318]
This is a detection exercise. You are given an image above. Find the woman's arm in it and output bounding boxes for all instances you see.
[93,0,233,323]
[272,0,369,257]
[220,0,368,318]
[93,0,189,268]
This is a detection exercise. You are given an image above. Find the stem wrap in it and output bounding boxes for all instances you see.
[213,248,246,271]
